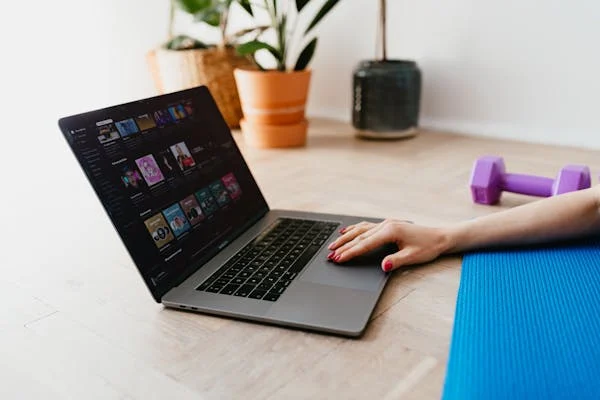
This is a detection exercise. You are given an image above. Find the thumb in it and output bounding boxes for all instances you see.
[381,248,415,272]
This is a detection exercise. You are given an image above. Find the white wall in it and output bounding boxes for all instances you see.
[4,0,600,149]
[308,0,600,148]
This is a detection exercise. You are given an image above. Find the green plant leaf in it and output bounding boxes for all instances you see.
[277,15,287,69]
[230,25,270,40]
[175,0,212,14]
[237,40,282,62]
[165,35,209,50]
[295,0,309,12]
[237,0,254,16]
[294,38,317,70]
[305,0,341,34]
[194,7,222,27]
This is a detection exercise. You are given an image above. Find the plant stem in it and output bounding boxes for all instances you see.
[380,0,387,61]
[219,5,229,48]
[287,0,300,70]
[264,0,285,70]
[264,0,276,21]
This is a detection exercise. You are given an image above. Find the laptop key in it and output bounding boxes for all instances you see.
[206,285,223,293]
[220,284,240,295]
[197,280,213,291]
[283,272,297,280]
[232,277,246,285]
[249,290,267,300]
[247,277,260,285]
[279,279,292,287]
[272,285,287,295]
[257,282,272,291]
[263,292,280,302]
[234,285,255,297]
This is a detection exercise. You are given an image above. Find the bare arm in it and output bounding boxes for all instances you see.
[446,185,600,252]
[328,186,600,271]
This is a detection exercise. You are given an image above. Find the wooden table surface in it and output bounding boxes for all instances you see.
[4,119,600,399]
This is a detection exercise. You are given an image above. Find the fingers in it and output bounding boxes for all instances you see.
[381,248,416,272]
[331,226,395,263]
[328,221,377,251]
[330,223,384,256]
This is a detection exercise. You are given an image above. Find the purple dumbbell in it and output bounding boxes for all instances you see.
[470,156,591,205]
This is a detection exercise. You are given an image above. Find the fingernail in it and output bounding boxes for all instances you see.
[383,261,393,272]
[334,255,342,262]
[327,252,335,259]
[328,243,335,250]
[339,227,345,234]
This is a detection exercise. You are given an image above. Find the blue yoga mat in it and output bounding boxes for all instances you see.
[443,240,600,400]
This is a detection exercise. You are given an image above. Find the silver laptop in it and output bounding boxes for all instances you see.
[59,86,391,337]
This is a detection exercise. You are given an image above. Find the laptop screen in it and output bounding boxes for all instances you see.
[59,87,269,302]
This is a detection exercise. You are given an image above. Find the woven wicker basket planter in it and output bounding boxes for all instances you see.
[147,46,252,129]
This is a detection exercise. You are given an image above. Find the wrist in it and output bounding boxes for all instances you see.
[438,223,467,254]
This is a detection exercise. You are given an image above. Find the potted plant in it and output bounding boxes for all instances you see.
[233,0,341,148]
[147,0,265,129]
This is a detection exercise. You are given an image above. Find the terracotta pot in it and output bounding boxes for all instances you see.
[147,47,252,129]
[234,68,311,148]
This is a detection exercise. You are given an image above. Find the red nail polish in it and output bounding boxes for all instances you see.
[327,252,335,259]
[339,227,345,234]
[383,261,393,272]
[335,255,341,262]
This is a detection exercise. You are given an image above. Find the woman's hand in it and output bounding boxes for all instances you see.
[327,219,451,272]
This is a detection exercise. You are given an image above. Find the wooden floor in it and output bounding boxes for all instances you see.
[4,119,600,399]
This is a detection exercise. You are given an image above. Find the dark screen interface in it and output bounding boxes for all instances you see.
[60,88,268,301]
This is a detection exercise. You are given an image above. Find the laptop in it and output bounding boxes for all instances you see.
[58,86,392,337]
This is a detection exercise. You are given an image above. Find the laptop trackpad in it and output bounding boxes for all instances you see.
[300,244,396,292]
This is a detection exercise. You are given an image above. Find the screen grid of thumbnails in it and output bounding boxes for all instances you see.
[65,96,265,290]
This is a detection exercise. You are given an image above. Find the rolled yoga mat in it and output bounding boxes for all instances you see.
[442,240,600,400]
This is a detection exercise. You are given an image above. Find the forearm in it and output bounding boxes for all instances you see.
[444,186,600,253]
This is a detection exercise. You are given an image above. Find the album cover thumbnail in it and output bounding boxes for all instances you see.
[221,172,242,200]
[195,187,219,216]
[115,118,139,137]
[168,104,187,121]
[135,154,165,186]
[153,109,173,127]
[183,101,194,116]
[135,114,157,131]
[157,149,179,179]
[170,141,196,171]
[162,203,191,238]
[97,122,120,144]
[144,213,175,249]
[209,180,231,207]
[119,163,145,191]
[179,194,205,226]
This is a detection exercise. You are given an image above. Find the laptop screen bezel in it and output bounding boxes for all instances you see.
[58,86,270,302]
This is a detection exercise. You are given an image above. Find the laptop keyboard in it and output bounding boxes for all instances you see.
[196,218,339,302]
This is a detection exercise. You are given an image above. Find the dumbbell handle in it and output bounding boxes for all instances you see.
[501,173,554,197]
